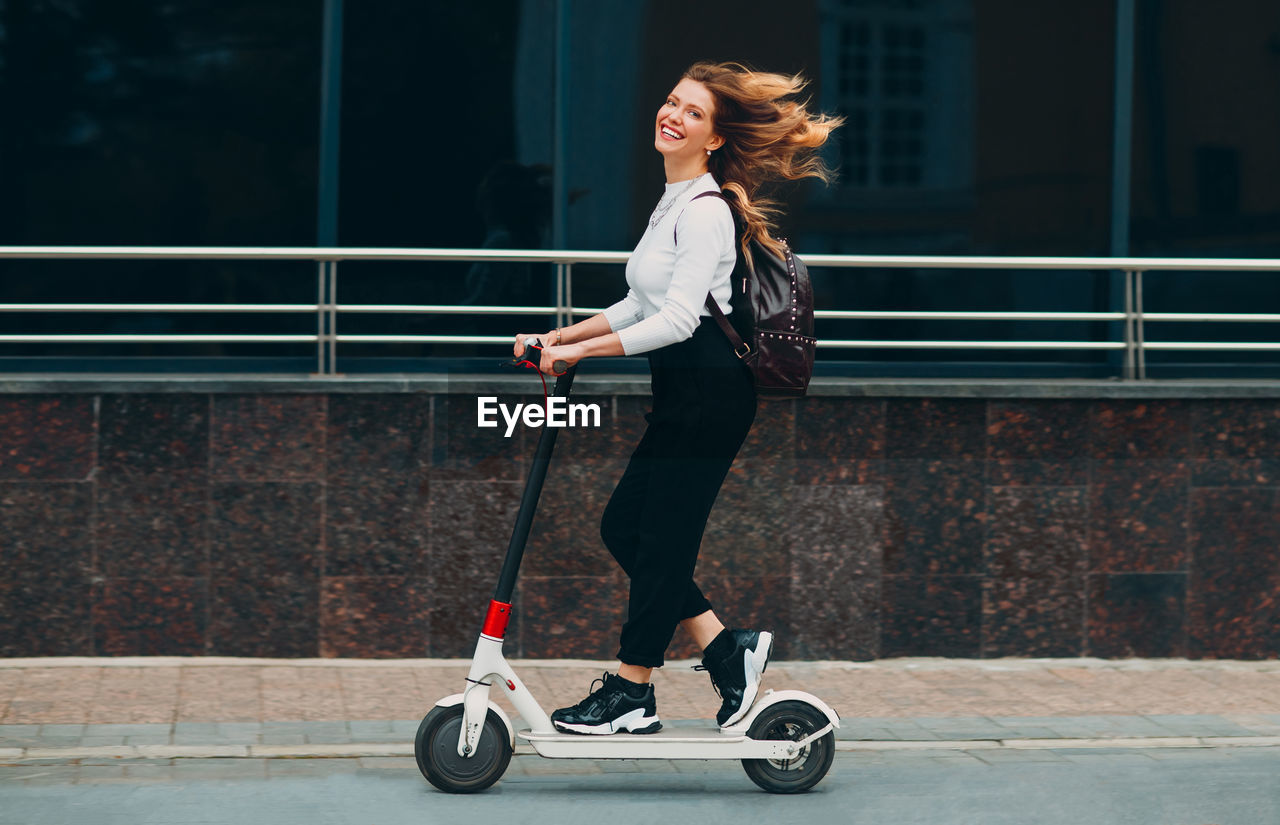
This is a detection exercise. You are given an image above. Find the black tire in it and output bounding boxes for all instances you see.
[415,704,512,793]
[741,700,836,794]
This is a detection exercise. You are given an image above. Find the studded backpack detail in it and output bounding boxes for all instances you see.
[680,190,817,399]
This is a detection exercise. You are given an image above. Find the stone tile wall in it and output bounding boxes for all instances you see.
[1,392,1277,660]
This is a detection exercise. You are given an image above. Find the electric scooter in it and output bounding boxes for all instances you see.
[414,341,840,794]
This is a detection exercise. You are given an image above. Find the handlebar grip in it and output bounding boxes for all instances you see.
[513,341,571,375]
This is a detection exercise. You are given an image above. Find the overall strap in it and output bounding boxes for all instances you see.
[672,191,749,358]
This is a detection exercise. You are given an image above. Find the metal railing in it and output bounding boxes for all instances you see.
[1,246,1279,379]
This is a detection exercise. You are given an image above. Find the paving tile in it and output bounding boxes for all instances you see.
[125,734,173,745]
[86,723,171,737]
[267,758,361,777]
[349,720,395,737]
[215,722,263,738]
[356,756,417,771]
[171,734,235,745]
[261,733,307,745]
[914,719,1014,739]
[17,735,82,747]
[1144,747,1235,761]
[972,749,1070,763]
[927,753,992,768]
[836,721,900,741]
[14,767,83,787]
[162,759,268,780]
[72,765,135,784]
[1141,714,1261,737]
[1053,750,1160,765]
[297,721,349,738]
[78,735,128,746]
[514,757,604,776]
[123,764,177,781]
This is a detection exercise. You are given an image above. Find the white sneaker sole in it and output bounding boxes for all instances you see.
[553,707,662,736]
[720,631,773,729]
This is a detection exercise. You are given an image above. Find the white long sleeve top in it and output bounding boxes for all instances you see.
[601,173,736,355]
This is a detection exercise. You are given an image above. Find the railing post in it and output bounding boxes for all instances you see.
[1123,269,1135,380]
[328,261,339,375]
[554,261,568,331]
[564,262,574,329]
[1135,269,1146,379]
[313,260,339,376]
[315,261,327,375]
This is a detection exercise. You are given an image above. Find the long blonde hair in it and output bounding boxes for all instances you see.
[684,61,842,264]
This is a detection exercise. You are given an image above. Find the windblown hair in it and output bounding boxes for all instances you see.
[683,61,843,265]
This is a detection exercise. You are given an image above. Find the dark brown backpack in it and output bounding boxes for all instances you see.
[681,190,816,398]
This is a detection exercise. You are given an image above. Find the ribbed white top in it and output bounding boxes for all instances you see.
[602,173,736,355]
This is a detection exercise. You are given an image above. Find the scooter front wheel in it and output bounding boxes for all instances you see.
[415,705,512,793]
[741,700,836,794]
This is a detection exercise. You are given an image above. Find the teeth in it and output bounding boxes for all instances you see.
[661,127,682,139]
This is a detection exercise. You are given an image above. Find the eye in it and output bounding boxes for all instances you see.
[687,110,701,119]
[664,99,675,107]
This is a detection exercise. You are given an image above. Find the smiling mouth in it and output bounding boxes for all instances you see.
[660,126,683,140]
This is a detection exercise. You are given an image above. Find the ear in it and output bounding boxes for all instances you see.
[707,134,725,152]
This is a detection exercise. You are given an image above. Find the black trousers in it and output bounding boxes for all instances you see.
[600,320,757,668]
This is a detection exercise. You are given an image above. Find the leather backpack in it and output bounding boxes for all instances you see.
[680,190,816,398]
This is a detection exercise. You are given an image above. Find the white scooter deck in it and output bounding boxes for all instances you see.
[520,720,832,761]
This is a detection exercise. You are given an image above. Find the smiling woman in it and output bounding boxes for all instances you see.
[511,61,841,737]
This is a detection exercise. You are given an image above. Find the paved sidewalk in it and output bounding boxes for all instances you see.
[3,657,1280,760]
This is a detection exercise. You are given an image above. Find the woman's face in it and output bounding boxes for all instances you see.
[654,77,723,163]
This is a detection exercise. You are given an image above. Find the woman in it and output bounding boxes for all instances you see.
[514,61,840,735]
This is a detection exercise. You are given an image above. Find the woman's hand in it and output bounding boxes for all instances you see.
[539,342,584,375]
[513,331,555,360]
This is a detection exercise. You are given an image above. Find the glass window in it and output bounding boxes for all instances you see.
[333,0,544,366]
[1130,0,1280,376]
[0,0,323,369]
[806,0,1118,375]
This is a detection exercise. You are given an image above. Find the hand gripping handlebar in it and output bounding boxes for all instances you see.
[512,338,569,375]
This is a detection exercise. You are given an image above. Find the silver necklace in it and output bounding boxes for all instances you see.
[648,174,704,228]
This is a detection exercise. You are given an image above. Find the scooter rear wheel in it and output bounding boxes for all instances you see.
[741,700,835,794]
[415,705,512,793]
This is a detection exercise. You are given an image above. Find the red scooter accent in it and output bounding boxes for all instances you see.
[481,600,513,640]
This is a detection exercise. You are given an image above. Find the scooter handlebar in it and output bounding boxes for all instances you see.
[514,339,569,375]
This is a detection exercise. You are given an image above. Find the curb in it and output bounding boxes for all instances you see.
[3,656,1280,671]
[6,736,1280,762]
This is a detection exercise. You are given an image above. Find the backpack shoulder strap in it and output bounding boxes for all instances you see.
[685,192,749,358]
[705,287,750,359]
[668,190,749,357]
[673,190,730,245]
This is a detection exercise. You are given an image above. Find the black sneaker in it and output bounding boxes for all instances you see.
[550,672,663,735]
[695,629,773,728]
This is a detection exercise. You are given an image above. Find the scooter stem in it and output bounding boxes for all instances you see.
[492,365,577,604]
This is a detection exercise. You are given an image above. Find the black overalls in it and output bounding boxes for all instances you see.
[600,319,757,668]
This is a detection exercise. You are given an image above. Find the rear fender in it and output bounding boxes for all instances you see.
[721,689,841,736]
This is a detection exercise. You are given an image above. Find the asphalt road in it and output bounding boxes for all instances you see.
[3,747,1278,825]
